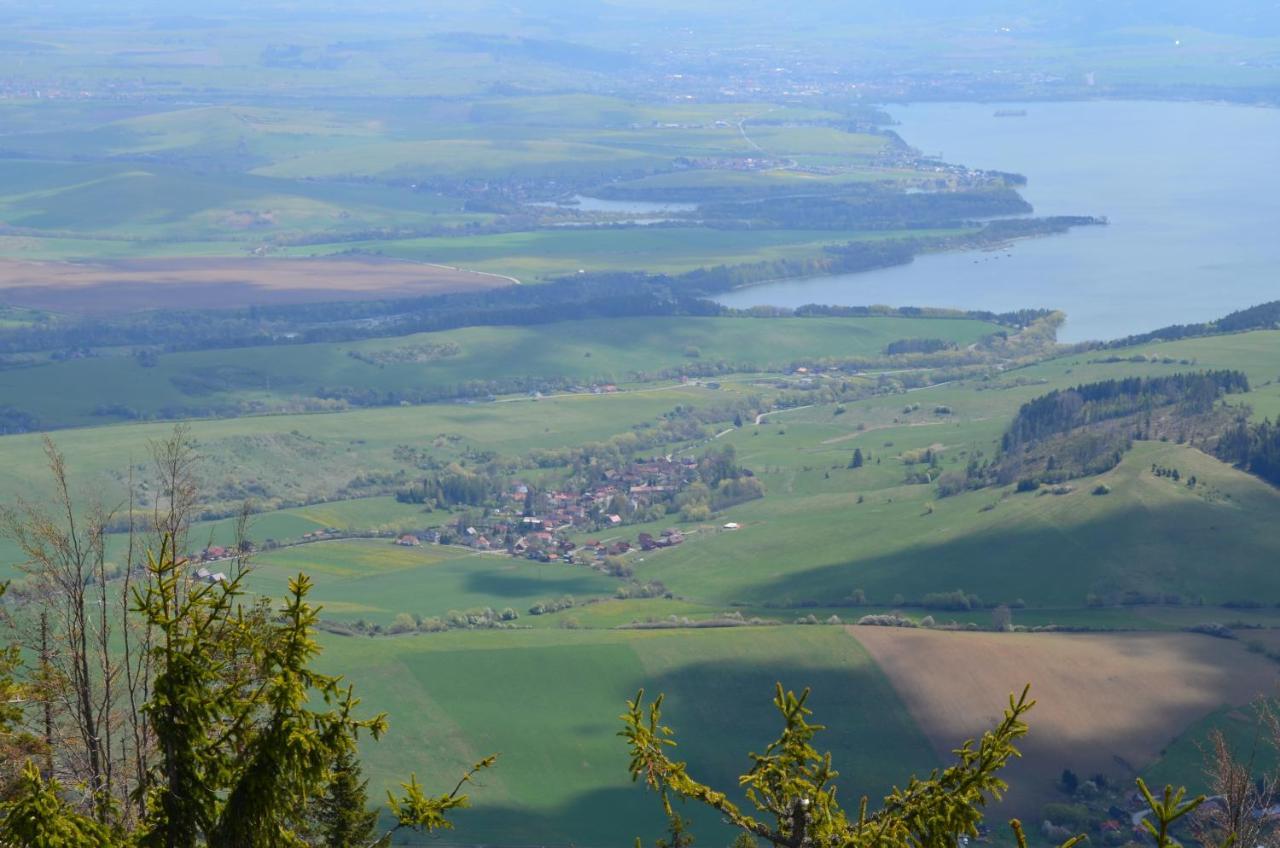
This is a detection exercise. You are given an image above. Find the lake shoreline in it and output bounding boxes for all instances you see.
[717,100,1280,344]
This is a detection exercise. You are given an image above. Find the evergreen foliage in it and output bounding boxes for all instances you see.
[1108,298,1280,348]
[1216,416,1280,487]
[1003,371,1248,453]
[621,684,1203,848]
[987,371,1249,486]
[0,536,495,847]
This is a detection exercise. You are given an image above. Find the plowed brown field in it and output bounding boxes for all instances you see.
[851,627,1278,814]
[0,257,513,313]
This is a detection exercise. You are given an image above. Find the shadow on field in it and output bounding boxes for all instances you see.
[744,501,1280,608]
[462,567,609,598]
[397,656,940,847]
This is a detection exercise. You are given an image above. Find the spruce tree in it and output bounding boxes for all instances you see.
[313,748,381,848]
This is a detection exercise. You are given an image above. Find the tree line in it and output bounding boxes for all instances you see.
[696,186,1033,230]
[1106,299,1280,348]
[1001,371,1249,454]
[1215,416,1280,488]
[937,371,1251,492]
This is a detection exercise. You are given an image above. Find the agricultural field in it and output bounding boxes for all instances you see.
[0,256,510,313]
[0,381,756,527]
[279,226,954,281]
[0,158,490,248]
[0,68,983,290]
[638,439,1280,609]
[247,539,618,624]
[0,314,1000,427]
[320,626,938,846]
[854,628,1277,813]
[6,4,1280,846]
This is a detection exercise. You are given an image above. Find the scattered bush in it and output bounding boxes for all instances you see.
[1186,622,1235,640]
[529,595,576,615]
[856,614,917,627]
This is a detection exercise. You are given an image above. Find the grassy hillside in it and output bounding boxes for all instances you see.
[0,315,1000,427]
[641,440,1280,609]
[623,332,1280,610]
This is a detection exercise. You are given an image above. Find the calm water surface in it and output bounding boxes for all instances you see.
[718,101,1280,342]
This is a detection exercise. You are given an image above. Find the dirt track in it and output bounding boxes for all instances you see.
[0,257,512,313]
[851,627,1278,814]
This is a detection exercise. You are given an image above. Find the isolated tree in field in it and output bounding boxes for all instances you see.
[848,449,864,469]
[1060,769,1079,795]
[991,605,1013,632]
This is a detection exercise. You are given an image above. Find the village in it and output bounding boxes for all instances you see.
[189,453,721,581]
[391,454,699,564]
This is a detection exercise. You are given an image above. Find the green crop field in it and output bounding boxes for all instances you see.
[320,625,938,846]
[248,539,618,624]
[0,83,935,275]
[0,158,485,245]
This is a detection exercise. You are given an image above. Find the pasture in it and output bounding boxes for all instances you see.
[852,627,1278,814]
[631,330,1280,611]
[320,626,938,846]
[247,538,618,624]
[639,426,1280,610]
[0,159,487,246]
[0,314,1000,427]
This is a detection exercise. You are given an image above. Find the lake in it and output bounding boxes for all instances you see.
[717,101,1280,342]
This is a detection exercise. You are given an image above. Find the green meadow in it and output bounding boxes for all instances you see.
[0,315,1000,427]
[248,539,618,624]
[322,626,938,846]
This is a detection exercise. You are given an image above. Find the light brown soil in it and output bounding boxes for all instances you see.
[0,257,512,313]
[851,627,1278,814]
